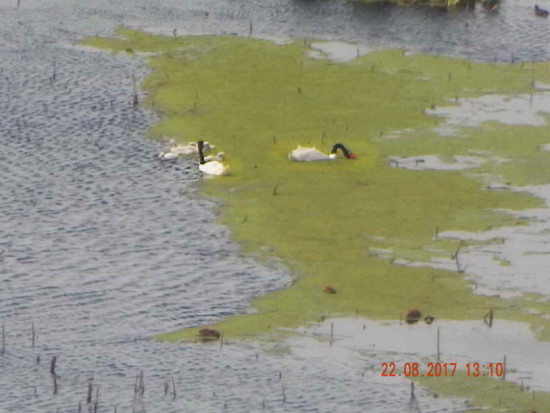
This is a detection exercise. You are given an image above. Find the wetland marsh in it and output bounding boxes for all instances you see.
[2,0,550,412]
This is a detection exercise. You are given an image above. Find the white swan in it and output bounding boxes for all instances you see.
[170,143,197,155]
[197,141,231,176]
[159,141,215,161]
[199,161,231,176]
[158,151,179,161]
[204,152,225,162]
[170,141,214,155]
[289,143,356,161]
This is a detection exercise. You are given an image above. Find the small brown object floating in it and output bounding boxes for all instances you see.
[198,328,221,340]
[323,285,336,294]
[405,309,422,324]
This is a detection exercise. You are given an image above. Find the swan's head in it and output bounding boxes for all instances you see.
[331,143,357,159]
[203,141,215,151]
[216,152,225,161]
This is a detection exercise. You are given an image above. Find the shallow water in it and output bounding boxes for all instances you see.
[388,154,487,170]
[436,184,550,297]
[290,318,550,392]
[427,92,550,135]
[1,0,550,411]
[137,0,550,62]
[390,93,550,297]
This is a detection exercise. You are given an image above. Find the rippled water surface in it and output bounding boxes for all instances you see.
[1,0,548,411]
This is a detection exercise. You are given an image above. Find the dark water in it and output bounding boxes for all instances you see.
[0,0,546,411]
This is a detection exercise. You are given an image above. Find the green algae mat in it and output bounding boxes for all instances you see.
[85,27,550,413]
[85,28,550,340]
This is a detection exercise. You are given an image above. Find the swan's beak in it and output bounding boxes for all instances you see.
[349,153,357,159]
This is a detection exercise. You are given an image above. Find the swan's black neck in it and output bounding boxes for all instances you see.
[197,140,206,164]
[331,143,353,158]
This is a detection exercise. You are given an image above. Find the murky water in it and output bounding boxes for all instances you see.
[1,0,549,411]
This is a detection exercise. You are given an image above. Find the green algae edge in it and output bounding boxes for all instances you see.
[83,28,550,341]
[418,372,550,413]
[83,27,550,413]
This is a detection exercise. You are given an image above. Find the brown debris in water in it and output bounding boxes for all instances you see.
[405,309,422,324]
[198,328,221,340]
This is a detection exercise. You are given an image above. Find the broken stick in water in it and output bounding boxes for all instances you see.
[50,355,57,375]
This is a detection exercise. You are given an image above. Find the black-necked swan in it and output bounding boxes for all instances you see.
[198,140,231,176]
[289,143,356,161]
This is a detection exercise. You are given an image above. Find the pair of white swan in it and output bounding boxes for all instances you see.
[288,143,356,161]
[197,140,231,176]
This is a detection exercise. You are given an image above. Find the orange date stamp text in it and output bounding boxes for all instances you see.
[380,362,504,378]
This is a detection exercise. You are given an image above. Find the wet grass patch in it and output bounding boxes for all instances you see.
[419,372,550,413]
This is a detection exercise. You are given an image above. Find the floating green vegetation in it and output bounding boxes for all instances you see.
[85,28,550,345]
[85,27,550,413]
[419,372,550,413]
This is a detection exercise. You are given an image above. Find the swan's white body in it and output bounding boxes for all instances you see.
[170,144,197,155]
[204,152,225,162]
[159,141,216,161]
[197,141,230,176]
[169,141,215,155]
[199,160,231,176]
[158,151,179,161]
[288,146,336,162]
